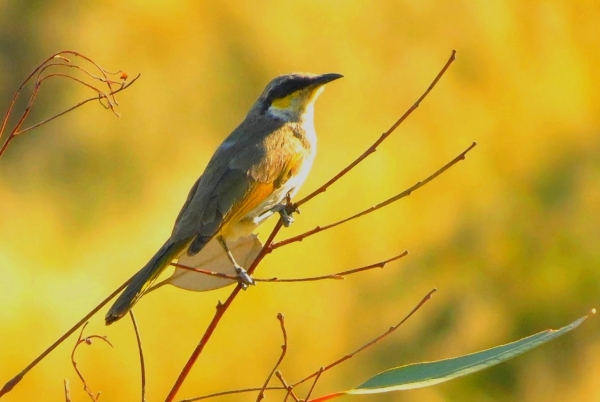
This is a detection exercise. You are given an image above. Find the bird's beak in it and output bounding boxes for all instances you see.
[312,73,344,86]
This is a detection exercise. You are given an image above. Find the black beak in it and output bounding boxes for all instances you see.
[312,73,344,86]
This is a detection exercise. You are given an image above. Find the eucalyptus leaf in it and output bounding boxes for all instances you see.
[310,311,594,401]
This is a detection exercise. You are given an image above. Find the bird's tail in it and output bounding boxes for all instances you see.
[105,240,186,325]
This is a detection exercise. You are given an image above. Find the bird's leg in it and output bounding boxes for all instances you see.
[253,194,299,227]
[272,193,300,227]
[266,204,294,227]
[254,202,299,227]
[217,236,255,289]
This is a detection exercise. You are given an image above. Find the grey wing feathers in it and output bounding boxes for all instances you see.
[173,177,200,229]
[170,116,288,256]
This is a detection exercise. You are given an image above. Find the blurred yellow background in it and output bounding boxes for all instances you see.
[1,1,599,401]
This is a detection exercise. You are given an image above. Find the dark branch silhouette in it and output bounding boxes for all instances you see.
[70,322,113,401]
[1,50,461,402]
[256,314,288,402]
[184,288,437,401]
[130,311,147,402]
[0,50,138,157]
[294,49,457,208]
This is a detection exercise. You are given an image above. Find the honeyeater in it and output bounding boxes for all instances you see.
[105,72,343,324]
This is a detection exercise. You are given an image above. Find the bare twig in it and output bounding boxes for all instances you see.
[71,322,113,401]
[16,74,141,138]
[169,262,239,281]
[1,53,64,140]
[165,51,458,401]
[304,367,324,402]
[257,251,408,283]
[277,371,300,402]
[45,51,125,97]
[2,50,459,402]
[181,387,286,402]
[295,50,457,208]
[130,311,147,402]
[257,314,288,402]
[0,279,130,397]
[182,285,435,402]
[164,221,285,402]
[172,251,408,284]
[31,62,120,112]
[64,379,71,402]
[271,142,477,250]
[0,50,138,157]
[0,52,137,399]
[294,288,437,387]
[17,74,140,136]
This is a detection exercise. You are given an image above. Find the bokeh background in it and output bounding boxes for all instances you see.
[1,1,599,401]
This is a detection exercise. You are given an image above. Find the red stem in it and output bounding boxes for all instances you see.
[163,221,284,402]
[295,49,457,208]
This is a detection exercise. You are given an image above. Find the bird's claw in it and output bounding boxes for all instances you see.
[235,265,255,290]
[279,209,294,227]
[273,203,299,227]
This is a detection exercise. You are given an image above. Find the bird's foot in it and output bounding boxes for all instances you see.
[235,265,255,290]
[272,203,299,227]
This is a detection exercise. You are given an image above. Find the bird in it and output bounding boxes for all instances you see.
[105,72,343,324]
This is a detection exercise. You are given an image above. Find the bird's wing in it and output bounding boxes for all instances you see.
[173,177,200,229]
[225,126,309,217]
[180,127,308,255]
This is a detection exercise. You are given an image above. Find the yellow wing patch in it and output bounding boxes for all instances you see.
[219,180,276,238]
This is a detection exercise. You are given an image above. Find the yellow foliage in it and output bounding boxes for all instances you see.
[1,1,599,401]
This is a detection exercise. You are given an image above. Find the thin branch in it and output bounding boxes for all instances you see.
[130,311,147,402]
[172,250,408,284]
[1,50,459,402]
[30,73,116,115]
[16,74,139,135]
[48,50,124,99]
[181,283,432,402]
[257,251,408,283]
[0,56,135,396]
[276,371,300,402]
[271,142,477,250]
[34,71,115,112]
[0,50,138,157]
[71,322,113,402]
[164,220,285,402]
[36,61,126,93]
[166,52,458,401]
[180,387,286,402]
[31,62,120,110]
[295,49,457,208]
[0,278,131,397]
[169,262,239,281]
[181,251,406,402]
[293,288,437,387]
[64,379,71,402]
[257,314,288,402]
[0,53,66,139]
[304,367,324,402]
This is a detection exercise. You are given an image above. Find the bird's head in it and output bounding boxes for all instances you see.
[254,73,343,122]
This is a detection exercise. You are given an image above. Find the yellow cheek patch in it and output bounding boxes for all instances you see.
[270,87,320,112]
[271,94,293,109]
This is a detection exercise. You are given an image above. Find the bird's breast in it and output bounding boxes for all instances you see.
[221,119,317,241]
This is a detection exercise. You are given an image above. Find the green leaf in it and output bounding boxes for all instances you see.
[310,311,594,401]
